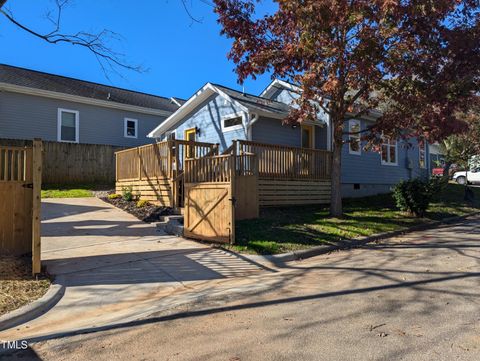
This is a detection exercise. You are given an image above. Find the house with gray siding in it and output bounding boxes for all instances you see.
[148,79,429,198]
[0,64,181,147]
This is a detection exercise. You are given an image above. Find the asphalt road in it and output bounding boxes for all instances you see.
[3,216,480,361]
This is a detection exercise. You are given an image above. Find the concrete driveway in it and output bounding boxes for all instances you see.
[0,197,267,339]
[5,215,480,361]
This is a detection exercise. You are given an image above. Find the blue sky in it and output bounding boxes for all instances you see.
[0,0,275,99]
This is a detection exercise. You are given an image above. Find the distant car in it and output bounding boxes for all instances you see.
[453,169,480,185]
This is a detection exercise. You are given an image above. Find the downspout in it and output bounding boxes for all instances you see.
[247,113,259,141]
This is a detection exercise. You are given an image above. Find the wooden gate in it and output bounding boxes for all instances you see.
[183,155,236,244]
[0,139,42,274]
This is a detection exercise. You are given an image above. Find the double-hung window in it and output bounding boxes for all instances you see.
[348,120,361,155]
[124,118,138,138]
[57,108,79,143]
[381,137,397,165]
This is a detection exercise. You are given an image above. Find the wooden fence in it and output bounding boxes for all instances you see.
[0,139,123,184]
[184,152,259,222]
[115,140,219,207]
[0,140,42,274]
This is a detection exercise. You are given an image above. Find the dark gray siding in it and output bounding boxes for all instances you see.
[0,91,167,146]
[252,117,329,149]
[168,94,247,152]
[252,117,300,146]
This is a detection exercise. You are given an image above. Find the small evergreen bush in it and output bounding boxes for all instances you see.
[392,178,444,217]
[107,193,121,200]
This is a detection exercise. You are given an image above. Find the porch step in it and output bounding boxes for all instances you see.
[155,215,184,237]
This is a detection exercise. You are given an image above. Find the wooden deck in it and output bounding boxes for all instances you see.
[116,139,332,211]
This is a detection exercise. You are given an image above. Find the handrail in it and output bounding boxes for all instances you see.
[237,139,331,180]
[238,139,332,154]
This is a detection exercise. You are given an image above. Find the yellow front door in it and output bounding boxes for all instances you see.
[185,128,196,158]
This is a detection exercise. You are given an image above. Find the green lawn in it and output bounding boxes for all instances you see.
[232,183,480,255]
[41,183,110,198]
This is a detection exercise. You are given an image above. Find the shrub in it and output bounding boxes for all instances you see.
[392,178,443,217]
[107,193,121,200]
[121,186,134,202]
[136,199,149,208]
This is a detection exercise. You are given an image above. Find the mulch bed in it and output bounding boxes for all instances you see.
[0,256,50,316]
[102,196,175,223]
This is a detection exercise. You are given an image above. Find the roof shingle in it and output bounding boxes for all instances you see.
[0,64,179,112]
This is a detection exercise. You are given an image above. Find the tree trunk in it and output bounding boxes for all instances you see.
[330,138,343,217]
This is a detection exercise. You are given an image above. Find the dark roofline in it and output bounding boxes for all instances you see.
[210,82,290,107]
[0,63,172,101]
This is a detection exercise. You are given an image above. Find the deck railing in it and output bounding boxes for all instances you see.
[184,153,258,184]
[116,140,219,181]
[237,140,331,180]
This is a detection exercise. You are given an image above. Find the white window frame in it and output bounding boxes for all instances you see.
[348,119,361,155]
[221,113,245,132]
[380,136,398,166]
[419,138,427,169]
[57,108,79,143]
[124,118,138,139]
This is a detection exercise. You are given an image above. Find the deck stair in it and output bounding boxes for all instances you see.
[155,214,184,236]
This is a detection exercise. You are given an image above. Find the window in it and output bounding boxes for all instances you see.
[222,115,243,132]
[419,138,426,168]
[57,108,79,143]
[348,120,361,155]
[124,118,138,138]
[301,125,314,149]
[381,137,397,165]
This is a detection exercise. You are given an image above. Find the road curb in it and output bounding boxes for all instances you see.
[239,212,480,266]
[0,279,65,332]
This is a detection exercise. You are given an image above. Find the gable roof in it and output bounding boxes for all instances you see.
[212,83,290,116]
[0,64,180,114]
[148,82,291,138]
[260,79,301,99]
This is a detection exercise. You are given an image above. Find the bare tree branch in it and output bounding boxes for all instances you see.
[181,0,203,24]
[0,0,145,80]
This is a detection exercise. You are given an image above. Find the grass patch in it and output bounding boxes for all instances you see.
[233,183,480,255]
[41,183,112,198]
[0,256,50,316]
